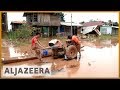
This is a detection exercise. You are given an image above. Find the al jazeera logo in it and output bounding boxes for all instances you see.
[1,64,52,78]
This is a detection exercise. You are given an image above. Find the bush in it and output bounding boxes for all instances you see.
[7,24,33,40]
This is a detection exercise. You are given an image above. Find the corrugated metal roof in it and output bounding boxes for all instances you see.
[82,25,97,34]
[83,21,104,27]
[61,22,83,26]
[11,21,26,24]
[23,12,61,16]
[82,25,101,35]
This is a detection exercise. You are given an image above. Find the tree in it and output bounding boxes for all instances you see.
[89,19,94,22]
[113,22,119,26]
[7,23,33,40]
[55,12,65,22]
[60,13,65,22]
[89,19,97,22]
[80,21,85,24]
[108,20,112,26]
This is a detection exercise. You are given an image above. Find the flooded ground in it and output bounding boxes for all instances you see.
[1,39,119,78]
[2,41,35,60]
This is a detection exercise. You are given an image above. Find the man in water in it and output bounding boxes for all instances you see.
[49,39,64,59]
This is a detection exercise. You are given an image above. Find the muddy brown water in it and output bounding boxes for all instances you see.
[1,39,119,78]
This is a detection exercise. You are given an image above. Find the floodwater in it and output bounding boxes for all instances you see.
[1,39,119,78]
[2,44,35,60]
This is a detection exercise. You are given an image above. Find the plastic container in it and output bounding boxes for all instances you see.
[43,50,48,55]
[41,48,52,57]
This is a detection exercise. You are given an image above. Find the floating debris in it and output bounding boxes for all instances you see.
[88,62,91,66]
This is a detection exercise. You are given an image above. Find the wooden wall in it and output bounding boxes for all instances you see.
[26,13,60,26]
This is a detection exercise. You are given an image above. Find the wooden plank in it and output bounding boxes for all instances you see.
[2,57,37,64]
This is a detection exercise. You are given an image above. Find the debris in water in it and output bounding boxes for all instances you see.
[88,62,91,66]
[81,49,84,51]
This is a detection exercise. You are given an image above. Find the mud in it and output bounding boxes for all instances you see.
[2,39,36,60]
[1,38,119,78]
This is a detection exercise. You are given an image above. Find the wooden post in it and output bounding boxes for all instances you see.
[48,27,49,37]
[52,29,53,37]
[58,26,60,33]
[74,26,75,35]
[64,26,66,36]
[41,27,43,38]
[71,13,73,36]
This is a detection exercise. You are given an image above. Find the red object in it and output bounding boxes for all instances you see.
[31,36,38,47]
[72,35,79,44]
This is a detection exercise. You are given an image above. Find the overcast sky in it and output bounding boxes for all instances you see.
[7,12,119,30]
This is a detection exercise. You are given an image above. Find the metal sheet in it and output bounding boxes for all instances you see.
[82,25,97,34]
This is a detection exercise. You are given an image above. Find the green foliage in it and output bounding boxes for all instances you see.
[98,34,118,40]
[3,24,33,46]
[7,24,33,40]
[54,12,65,22]
[59,13,65,22]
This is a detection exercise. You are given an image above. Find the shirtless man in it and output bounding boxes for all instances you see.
[49,39,64,59]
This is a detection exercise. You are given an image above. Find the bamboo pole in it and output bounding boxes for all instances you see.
[2,57,37,64]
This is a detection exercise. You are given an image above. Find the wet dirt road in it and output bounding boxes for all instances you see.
[1,39,119,78]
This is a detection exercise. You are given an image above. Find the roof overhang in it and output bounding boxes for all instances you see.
[60,22,83,26]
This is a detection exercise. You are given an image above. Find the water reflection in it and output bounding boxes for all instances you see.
[2,46,33,60]
[71,43,118,78]
[49,40,118,78]
[51,60,80,77]
[82,39,118,48]
[9,47,25,58]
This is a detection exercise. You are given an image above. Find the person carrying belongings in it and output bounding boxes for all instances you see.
[31,32,45,61]
[49,39,65,59]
